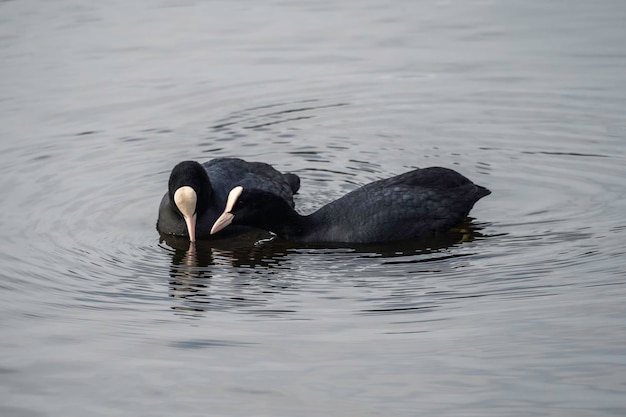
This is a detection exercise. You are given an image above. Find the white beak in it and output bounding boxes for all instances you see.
[210,186,243,235]
[174,186,197,242]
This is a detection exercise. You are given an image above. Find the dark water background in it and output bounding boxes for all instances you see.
[1,0,625,416]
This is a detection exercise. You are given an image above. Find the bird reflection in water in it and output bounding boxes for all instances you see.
[158,219,489,314]
[159,230,294,315]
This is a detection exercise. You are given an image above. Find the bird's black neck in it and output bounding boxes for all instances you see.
[261,204,310,241]
[260,202,339,243]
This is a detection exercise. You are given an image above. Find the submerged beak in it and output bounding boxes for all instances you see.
[183,213,197,242]
[210,186,243,235]
[174,186,198,242]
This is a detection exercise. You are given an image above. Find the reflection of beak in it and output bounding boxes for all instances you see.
[183,213,197,242]
[210,212,234,235]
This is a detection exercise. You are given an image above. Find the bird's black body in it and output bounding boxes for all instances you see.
[217,167,490,244]
[157,158,300,239]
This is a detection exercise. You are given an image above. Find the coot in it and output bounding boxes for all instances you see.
[157,158,300,241]
[210,167,490,244]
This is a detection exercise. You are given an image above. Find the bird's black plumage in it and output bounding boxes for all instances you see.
[157,158,300,240]
[212,167,490,244]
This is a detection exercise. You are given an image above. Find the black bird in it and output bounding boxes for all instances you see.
[210,167,490,244]
[157,158,300,241]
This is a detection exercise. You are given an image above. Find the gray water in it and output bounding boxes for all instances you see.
[1,0,625,416]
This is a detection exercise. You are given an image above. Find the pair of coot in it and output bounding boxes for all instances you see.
[157,158,490,244]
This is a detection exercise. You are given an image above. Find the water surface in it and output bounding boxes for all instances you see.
[1,0,625,416]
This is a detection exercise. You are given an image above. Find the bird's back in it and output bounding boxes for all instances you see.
[205,158,299,208]
[307,167,490,243]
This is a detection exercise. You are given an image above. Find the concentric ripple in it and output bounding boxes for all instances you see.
[2,82,623,319]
